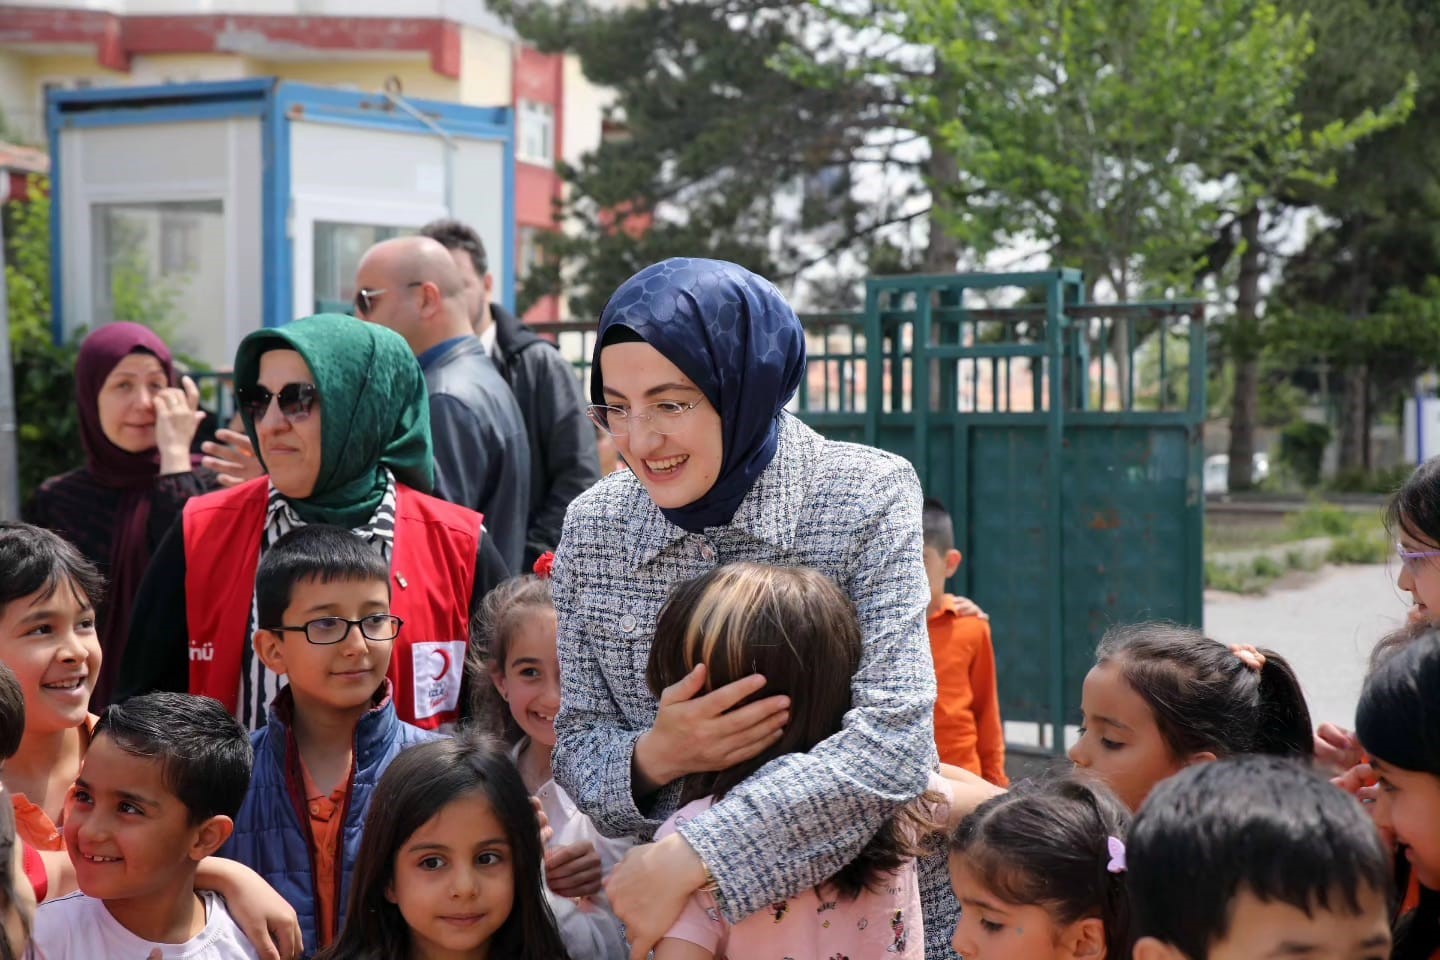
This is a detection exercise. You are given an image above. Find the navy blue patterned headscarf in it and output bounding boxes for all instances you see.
[593,258,807,533]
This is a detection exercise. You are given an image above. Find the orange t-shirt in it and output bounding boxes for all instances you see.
[10,716,98,854]
[299,754,352,949]
[927,597,1008,786]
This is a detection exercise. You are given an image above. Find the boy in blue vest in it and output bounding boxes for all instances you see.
[220,525,438,956]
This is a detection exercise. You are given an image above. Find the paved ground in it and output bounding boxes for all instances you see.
[1204,563,1405,729]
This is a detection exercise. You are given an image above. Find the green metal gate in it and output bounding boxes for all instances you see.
[553,269,1206,749]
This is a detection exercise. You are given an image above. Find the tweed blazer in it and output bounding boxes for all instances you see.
[551,413,938,921]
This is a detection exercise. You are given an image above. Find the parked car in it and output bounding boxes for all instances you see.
[1204,453,1270,494]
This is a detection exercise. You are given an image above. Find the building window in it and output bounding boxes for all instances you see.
[518,100,555,167]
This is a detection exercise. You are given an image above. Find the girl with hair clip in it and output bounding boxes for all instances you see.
[315,733,570,960]
[949,776,1130,960]
[1356,632,1440,960]
[646,563,938,960]
[1067,622,1313,811]
[469,555,631,959]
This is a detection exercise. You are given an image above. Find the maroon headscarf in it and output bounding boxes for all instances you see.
[75,323,193,696]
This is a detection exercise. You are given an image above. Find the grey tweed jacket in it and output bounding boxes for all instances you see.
[551,413,938,922]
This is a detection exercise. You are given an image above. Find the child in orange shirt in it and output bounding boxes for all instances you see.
[922,498,1008,786]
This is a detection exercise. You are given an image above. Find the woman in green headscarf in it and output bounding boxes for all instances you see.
[119,315,509,731]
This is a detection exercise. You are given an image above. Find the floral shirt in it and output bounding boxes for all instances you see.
[656,797,925,959]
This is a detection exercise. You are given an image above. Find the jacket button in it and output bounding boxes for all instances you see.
[699,542,716,561]
[619,614,637,633]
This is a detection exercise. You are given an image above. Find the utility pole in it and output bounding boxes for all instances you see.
[0,169,18,519]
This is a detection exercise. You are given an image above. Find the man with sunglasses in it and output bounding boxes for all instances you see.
[353,236,531,574]
[421,219,600,568]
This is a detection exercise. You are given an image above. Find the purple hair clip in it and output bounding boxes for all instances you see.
[1106,835,1127,874]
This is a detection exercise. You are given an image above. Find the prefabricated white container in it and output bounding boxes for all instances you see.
[48,78,513,368]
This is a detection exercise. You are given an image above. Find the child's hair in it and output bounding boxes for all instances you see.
[1387,456,1440,545]
[0,522,104,617]
[0,663,23,762]
[94,692,253,824]
[1357,632,1440,959]
[950,776,1131,958]
[254,524,390,629]
[921,497,955,553]
[1094,622,1313,761]
[1128,755,1391,960]
[0,798,28,960]
[647,562,929,900]
[318,733,567,960]
[467,574,554,740]
[1357,630,1440,779]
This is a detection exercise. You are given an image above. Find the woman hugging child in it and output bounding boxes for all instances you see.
[646,563,935,959]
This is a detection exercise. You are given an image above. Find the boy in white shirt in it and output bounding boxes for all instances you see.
[34,692,258,960]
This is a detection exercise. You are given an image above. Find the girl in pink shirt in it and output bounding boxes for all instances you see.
[647,563,934,960]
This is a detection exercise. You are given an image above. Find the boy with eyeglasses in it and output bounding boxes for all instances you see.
[218,524,440,956]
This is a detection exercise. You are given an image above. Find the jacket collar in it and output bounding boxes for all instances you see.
[424,335,486,372]
[265,679,398,762]
[489,302,542,357]
[625,413,817,570]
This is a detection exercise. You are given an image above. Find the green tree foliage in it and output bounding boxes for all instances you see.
[1263,0,1440,473]
[5,179,79,500]
[501,0,928,315]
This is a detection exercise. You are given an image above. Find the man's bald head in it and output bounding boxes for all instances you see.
[354,235,472,353]
[360,235,464,299]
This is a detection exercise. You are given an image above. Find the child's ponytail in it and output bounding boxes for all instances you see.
[1095,623,1313,763]
[1253,652,1315,758]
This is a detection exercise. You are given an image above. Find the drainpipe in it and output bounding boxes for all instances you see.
[382,76,456,217]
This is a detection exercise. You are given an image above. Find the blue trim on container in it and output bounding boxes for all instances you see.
[57,101,267,130]
[501,110,516,314]
[49,78,274,109]
[263,87,293,329]
[45,93,63,344]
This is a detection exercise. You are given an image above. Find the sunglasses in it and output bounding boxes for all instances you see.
[353,281,423,317]
[236,382,319,422]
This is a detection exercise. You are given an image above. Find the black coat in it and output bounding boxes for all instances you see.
[490,304,601,566]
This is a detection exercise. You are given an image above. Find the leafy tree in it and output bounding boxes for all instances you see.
[5,179,80,500]
[502,0,936,315]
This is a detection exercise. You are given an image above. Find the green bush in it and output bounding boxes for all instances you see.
[1278,421,1331,488]
[1252,555,1283,578]
[1327,530,1390,565]
[5,179,81,503]
[1285,501,1356,539]
[1327,464,1413,495]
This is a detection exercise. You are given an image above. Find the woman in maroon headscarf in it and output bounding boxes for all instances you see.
[23,323,216,707]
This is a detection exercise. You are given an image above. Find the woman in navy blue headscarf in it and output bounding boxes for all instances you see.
[551,259,943,956]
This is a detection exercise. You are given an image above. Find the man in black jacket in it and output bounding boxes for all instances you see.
[421,219,600,566]
[354,235,531,573]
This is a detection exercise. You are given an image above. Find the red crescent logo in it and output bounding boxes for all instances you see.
[431,647,452,681]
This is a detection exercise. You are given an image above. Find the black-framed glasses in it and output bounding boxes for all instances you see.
[354,282,424,317]
[236,382,319,423]
[265,614,404,646]
[586,399,706,437]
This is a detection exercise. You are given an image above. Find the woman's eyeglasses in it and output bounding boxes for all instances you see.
[264,614,404,646]
[1397,543,1440,571]
[587,399,705,437]
[236,382,319,423]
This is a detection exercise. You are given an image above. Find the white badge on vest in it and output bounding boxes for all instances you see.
[411,640,467,721]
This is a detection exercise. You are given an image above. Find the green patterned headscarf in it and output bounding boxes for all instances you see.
[234,314,433,528]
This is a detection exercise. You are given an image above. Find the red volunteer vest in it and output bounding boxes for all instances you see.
[182,479,480,729]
